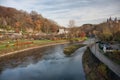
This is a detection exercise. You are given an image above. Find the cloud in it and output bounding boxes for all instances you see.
[0,0,120,27]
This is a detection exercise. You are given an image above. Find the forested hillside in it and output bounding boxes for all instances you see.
[0,6,59,33]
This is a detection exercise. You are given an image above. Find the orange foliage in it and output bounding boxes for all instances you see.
[80,31,86,37]
[14,41,33,47]
[15,22,20,27]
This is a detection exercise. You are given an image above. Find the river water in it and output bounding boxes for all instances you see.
[0,44,87,80]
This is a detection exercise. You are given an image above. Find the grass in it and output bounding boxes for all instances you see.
[64,44,85,56]
[0,45,6,50]
[105,51,120,65]
[68,37,87,43]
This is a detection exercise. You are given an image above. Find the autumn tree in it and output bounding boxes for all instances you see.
[48,19,59,33]
[0,6,61,35]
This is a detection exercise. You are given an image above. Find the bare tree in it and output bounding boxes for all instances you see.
[68,20,75,28]
[68,20,76,41]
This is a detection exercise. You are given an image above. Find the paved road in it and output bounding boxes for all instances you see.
[90,44,120,77]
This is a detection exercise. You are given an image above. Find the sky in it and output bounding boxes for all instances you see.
[0,0,120,27]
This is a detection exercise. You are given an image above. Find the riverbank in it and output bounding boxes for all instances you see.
[82,47,120,80]
[0,40,69,58]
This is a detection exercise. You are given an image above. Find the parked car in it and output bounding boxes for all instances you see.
[98,41,112,50]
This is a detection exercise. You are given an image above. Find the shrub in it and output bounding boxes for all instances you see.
[97,64,108,79]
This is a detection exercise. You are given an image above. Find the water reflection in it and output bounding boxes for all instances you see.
[0,44,86,80]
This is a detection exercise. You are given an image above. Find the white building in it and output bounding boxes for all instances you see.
[58,28,68,34]
[0,28,6,32]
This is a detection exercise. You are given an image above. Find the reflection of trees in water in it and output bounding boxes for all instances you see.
[0,46,50,73]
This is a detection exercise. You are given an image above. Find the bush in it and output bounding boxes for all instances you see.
[97,64,107,78]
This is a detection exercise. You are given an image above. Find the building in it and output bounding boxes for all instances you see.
[58,27,68,34]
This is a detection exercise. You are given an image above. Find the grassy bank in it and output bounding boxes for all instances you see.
[64,44,85,56]
[0,39,67,56]
[82,47,119,80]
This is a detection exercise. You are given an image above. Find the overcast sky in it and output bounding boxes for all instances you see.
[0,0,120,27]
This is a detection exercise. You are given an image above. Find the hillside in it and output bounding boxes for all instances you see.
[0,6,120,41]
[0,6,59,33]
[79,17,120,42]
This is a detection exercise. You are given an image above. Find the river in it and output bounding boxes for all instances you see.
[0,43,87,80]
